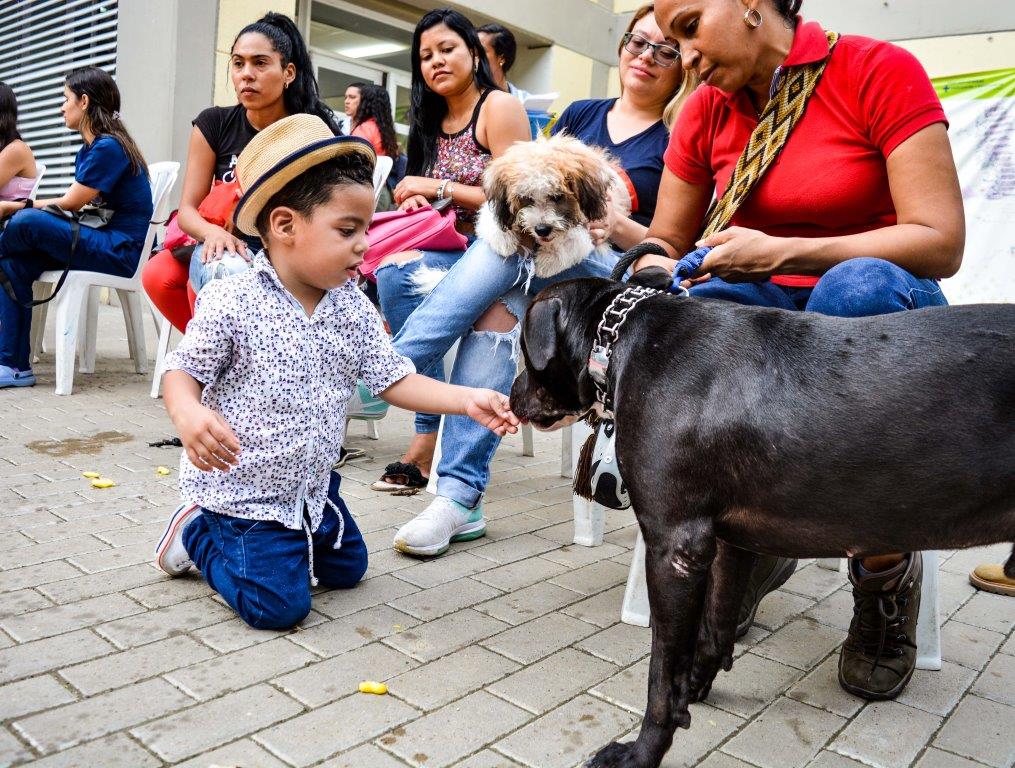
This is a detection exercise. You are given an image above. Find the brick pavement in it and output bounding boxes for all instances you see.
[0,306,1012,768]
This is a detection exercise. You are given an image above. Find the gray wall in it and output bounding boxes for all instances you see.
[116,0,218,206]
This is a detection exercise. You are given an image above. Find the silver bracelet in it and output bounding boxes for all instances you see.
[436,179,449,200]
[446,182,455,201]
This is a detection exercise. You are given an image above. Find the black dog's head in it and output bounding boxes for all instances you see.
[510,278,620,430]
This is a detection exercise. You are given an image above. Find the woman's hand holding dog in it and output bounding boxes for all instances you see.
[697,227,785,282]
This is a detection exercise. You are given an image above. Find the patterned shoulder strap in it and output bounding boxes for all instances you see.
[700,31,839,239]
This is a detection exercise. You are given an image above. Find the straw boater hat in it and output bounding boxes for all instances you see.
[232,113,376,237]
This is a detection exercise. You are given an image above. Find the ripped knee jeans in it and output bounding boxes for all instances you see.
[375,247,467,433]
[390,236,618,506]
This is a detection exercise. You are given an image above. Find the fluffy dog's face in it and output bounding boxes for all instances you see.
[510,280,610,431]
[478,136,627,277]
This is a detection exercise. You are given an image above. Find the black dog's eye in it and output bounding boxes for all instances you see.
[549,193,565,203]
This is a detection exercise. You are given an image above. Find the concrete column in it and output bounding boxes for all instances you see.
[116,0,218,207]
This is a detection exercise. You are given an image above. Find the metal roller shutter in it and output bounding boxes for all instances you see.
[0,0,119,197]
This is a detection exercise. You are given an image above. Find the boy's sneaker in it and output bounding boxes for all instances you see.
[154,503,202,576]
[0,365,36,388]
[393,496,485,557]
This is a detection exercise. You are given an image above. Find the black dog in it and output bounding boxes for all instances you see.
[509,277,1015,768]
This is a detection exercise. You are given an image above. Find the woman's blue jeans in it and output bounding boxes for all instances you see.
[375,247,468,433]
[688,258,948,315]
[390,238,619,508]
[188,244,249,294]
[0,208,137,370]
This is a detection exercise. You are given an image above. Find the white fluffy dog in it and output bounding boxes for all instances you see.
[476,134,631,278]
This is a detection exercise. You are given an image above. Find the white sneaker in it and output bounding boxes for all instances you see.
[393,496,485,557]
[154,503,202,576]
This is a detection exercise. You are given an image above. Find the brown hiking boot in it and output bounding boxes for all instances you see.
[838,552,922,700]
[736,554,798,638]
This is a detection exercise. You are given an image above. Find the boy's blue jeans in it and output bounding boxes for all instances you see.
[390,237,619,508]
[182,472,367,630]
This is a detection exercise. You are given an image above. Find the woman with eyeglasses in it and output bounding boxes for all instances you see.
[381,3,694,558]
[550,3,688,247]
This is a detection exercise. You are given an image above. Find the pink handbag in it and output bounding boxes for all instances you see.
[361,203,468,281]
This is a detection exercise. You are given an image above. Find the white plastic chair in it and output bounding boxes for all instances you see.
[373,155,393,207]
[27,163,46,200]
[30,161,180,395]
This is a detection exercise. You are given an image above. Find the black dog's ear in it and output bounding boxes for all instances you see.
[523,297,562,371]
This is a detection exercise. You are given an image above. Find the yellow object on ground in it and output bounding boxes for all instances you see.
[358,681,387,695]
[82,471,100,479]
[90,478,116,489]
[156,466,171,476]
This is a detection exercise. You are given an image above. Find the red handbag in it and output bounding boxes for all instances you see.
[360,203,468,281]
[163,179,242,251]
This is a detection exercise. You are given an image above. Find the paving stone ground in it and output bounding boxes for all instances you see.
[1,306,1012,768]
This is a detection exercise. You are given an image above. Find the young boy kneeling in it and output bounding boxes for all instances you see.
[153,115,517,630]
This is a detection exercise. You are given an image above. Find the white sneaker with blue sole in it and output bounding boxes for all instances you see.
[393,496,485,557]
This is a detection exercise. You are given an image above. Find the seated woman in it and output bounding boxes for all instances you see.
[384,4,689,555]
[370,8,530,493]
[0,83,38,203]
[350,84,401,210]
[631,0,964,701]
[141,12,340,333]
[0,67,152,388]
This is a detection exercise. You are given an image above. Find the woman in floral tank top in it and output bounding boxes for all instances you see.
[373,9,529,492]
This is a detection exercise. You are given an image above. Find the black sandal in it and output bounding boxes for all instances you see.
[370,461,428,495]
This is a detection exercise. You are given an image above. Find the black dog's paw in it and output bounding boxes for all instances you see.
[585,741,645,768]
[626,266,672,292]
[689,648,733,703]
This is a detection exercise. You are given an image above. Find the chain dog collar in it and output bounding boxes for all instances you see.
[588,285,683,415]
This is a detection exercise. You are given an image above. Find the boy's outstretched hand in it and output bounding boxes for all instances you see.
[381,375,520,436]
[464,388,520,436]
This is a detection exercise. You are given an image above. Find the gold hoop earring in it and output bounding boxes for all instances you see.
[744,8,763,28]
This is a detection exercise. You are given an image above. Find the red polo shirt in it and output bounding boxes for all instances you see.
[664,21,947,287]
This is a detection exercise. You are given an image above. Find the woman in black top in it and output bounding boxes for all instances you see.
[142,12,341,332]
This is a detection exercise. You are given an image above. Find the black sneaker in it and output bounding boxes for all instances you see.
[838,552,921,700]
[736,554,799,638]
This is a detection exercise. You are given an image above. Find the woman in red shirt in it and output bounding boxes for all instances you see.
[632,0,964,703]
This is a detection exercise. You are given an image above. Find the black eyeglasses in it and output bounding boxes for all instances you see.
[622,33,680,67]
